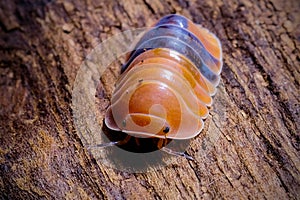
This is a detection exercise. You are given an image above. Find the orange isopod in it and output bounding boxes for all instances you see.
[101,14,222,159]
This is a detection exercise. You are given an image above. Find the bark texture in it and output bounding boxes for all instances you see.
[0,0,299,199]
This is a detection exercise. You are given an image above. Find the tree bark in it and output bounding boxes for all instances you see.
[0,0,299,199]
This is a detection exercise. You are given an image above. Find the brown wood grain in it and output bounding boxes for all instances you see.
[0,0,299,199]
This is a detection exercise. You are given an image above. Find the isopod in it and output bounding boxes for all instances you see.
[98,14,222,159]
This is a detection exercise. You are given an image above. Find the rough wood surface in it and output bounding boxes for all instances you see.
[0,0,299,199]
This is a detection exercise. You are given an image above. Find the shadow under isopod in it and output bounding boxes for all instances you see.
[89,123,192,173]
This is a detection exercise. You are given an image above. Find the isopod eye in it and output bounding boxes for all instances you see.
[163,126,170,133]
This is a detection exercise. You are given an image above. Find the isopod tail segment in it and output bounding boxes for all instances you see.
[95,14,223,160]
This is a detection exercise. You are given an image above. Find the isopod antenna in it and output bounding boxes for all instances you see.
[161,147,194,161]
[87,141,120,149]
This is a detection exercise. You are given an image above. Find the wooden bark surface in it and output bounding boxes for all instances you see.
[0,0,299,199]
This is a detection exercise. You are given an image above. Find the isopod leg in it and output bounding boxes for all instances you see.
[157,138,169,150]
[134,137,141,146]
[118,134,132,146]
